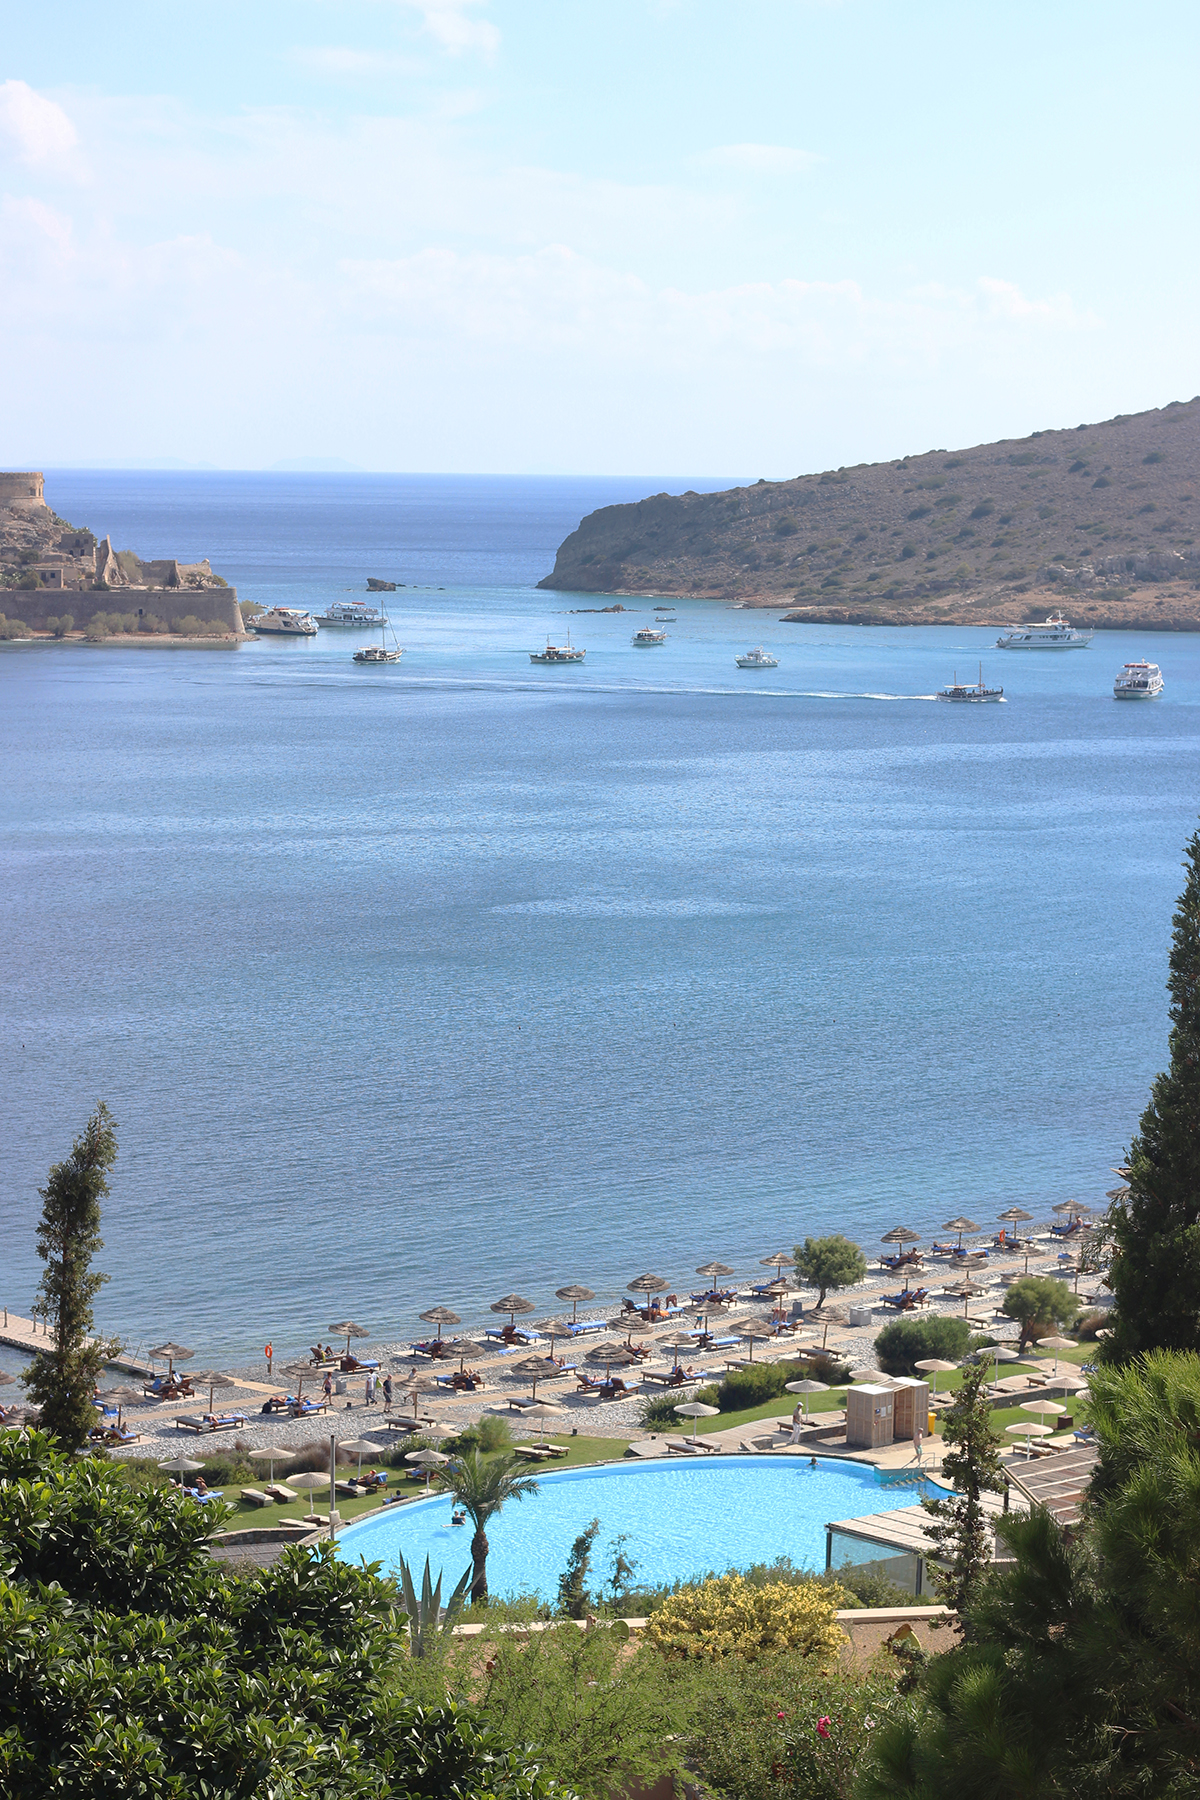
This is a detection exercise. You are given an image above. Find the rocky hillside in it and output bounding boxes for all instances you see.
[538,398,1200,628]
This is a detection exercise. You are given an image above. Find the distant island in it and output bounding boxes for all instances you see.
[0,473,244,642]
[538,399,1200,629]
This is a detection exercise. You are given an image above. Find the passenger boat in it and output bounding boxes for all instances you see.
[632,626,667,645]
[735,647,779,669]
[250,607,318,636]
[530,634,585,663]
[936,664,1005,703]
[1113,660,1163,699]
[315,600,389,627]
[995,612,1093,649]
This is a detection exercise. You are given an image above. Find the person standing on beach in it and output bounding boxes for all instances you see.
[322,1372,332,1405]
[365,1370,375,1407]
[382,1374,393,1413]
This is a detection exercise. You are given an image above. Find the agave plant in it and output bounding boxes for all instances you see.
[397,1551,472,1657]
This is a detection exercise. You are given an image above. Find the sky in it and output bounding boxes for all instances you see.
[1,0,1197,476]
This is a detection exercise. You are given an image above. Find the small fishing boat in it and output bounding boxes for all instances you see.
[632,626,667,645]
[530,634,585,663]
[1113,660,1163,699]
[936,663,1005,703]
[352,608,403,664]
[735,647,779,669]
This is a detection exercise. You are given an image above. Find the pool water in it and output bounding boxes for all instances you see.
[335,1456,930,1598]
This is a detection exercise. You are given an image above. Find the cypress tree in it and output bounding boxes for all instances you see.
[24,1103,119,1448]
[1106,828,1200,1360]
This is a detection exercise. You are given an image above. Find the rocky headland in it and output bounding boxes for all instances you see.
[538,399,1200,629]
[0,472,244,641]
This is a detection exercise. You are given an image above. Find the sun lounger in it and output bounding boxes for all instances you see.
[513,1445,553,1461]
[335,1479,366,1497]
[265,1482,298,1503]
[289,1400,329,1418]
[182,1487,224,1503]
[567,1319,609,1335]
[238,1487,272,1507]
[383,1417,422,1433]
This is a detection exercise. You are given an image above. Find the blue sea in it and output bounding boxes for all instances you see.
[2,471,1196,1367]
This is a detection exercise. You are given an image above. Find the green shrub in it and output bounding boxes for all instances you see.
[0,615,33,638]
[139,613,169,633]
[16,570,39,590]
[646,1573,844,1661]
[454,1414,513,1454]
[875,1314,971,1378]
[639,1391,686,1428]
[45,614,74,637]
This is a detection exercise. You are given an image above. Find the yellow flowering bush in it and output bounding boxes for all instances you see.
[645,1574,845,1662]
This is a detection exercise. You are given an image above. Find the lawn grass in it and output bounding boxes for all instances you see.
[210,1435,631,1536]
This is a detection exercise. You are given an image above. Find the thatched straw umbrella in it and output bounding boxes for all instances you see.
[419,1306,461,1341]
[555,1284,595,1321]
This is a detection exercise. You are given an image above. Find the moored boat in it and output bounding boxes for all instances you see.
[316,600,389,627]
[250,607,318,636]
[735,647,779,669]
[1113,660,1163,699]
[530,634,585,664]
[632,626,667,645]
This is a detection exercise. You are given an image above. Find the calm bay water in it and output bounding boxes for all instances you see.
[2,473,1197,1365]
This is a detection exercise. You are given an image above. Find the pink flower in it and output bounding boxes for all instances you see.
[816,1717,832,1739]
[777,1712,785,1720]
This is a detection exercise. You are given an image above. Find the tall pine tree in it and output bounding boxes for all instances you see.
[24,1103,119,1448]
[1106,827,1200,1359]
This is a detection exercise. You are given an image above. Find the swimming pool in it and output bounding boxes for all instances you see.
[335,1456,930,1598]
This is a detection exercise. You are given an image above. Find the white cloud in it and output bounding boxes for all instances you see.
[700,143,821,176]
[397,1,499,58]
[0,80,78,164]
[977,275,1091,328]
[290,47,423,78]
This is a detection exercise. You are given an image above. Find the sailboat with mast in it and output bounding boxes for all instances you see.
[352,609,404,664]
[936,662,1005,703]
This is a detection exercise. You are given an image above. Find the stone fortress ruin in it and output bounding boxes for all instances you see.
[0,472,244,637]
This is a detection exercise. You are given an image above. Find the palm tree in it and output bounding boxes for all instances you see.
[436,1449,540,1604]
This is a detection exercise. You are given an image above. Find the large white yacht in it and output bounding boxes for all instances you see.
[996,612,1093,649]
[1113,660,1163,699]
[736,647,779,669]
[250,607,318,636]
[315,600,389,627]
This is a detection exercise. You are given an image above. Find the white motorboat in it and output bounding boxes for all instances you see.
[736,647,779,669]
[937,664,1005,703]
[996,612,1093,649]
[316,600,389,627]
[633,626,667,645]
[530,634,585,664]
[1113,660,1163,699]
[250,607,318,636]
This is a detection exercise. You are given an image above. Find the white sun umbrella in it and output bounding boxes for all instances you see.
[674,1400,720,1444]
[247,1446,287,1482]
[1021,1399,1067,1421]
[913,1358,958,1395]
[784,1378,829,1424]
[158,1454,204,1476]
[414,1421,457,1442]
[406,1447,450,1491]
[339,1436,382,1476]
[522,1400,566,1446]
[981,1345,1025,1387]
[1037,1336,1077,1378]
[1006,1420,1054,1459]
[291,1466,338,1534]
